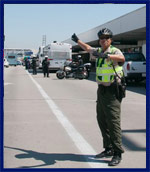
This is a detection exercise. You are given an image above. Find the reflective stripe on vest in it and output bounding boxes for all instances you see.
[96,46,123,83]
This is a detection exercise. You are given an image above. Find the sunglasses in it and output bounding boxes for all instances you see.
[99,36,111,40]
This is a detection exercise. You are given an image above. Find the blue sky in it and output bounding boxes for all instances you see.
[4,4,146,53]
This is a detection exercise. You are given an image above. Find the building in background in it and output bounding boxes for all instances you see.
[63,6,146,65]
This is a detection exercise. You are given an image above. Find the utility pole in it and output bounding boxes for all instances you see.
[42,35,46,46]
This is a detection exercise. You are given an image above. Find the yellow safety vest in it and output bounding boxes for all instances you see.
[96,45,123,83]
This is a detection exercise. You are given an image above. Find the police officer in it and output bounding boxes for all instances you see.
[42,56,50,77]
[71,28,125,166]
[71,55,83,68]
[77,55,83,66]
[25,58,30,70]
[31,55,37,75]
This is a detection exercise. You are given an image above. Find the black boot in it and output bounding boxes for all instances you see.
[95,148,114,158]
[108,152,122,166]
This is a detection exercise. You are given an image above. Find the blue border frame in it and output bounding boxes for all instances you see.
[146,1,150,172]
[0,0,149,172]
[0,0,4,171]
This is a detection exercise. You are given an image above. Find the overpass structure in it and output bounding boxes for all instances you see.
[63,6,146,60]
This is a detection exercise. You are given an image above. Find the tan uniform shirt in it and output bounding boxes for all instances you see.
[89,46,123,86]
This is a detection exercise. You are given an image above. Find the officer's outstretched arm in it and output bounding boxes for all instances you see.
[71,33,92,53]
[78,40,92,53]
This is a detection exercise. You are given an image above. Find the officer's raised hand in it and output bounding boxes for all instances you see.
[92,50,108,59]
[71,33,79,43]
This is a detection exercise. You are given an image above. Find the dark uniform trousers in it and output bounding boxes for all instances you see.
[97,83,124,154]
[33,66,37,74]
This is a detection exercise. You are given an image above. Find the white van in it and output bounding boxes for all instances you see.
[38,42,72,70]
[6,54,18,66]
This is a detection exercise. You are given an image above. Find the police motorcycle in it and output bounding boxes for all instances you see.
[56,57,91,80]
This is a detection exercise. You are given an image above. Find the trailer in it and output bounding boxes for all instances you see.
[38,42,72,70]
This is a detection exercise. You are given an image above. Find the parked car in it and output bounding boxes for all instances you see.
[123,52,146,82]
[4,58,9,68]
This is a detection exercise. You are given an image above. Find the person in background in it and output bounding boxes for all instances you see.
[78,55,83,66]
[42,56,50,77]
[70,55,83,68]
[25,58,30,70]
[32,55,37,75]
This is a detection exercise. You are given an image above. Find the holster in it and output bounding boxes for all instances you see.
[118,83,126,99]
[114,79,126,100]
[112,64,126,100]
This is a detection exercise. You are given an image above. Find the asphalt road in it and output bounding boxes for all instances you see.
[3,66,146,168]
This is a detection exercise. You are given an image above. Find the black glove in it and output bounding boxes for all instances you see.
[92,50,108,59]
[118,62,124,66]
[71,33,79,43]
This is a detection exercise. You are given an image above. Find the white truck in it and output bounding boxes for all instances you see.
[123,52,146,82]
[38,42,72,70]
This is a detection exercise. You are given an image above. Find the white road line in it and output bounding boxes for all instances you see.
[26,71,109,168]
[4,82,14,86]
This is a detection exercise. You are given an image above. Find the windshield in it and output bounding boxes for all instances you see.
[8,56,15,59]
[123,53,146,62]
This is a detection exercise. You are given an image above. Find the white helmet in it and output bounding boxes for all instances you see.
[45,55,48,58]
[77,55,82,59]
[32,54,36,58]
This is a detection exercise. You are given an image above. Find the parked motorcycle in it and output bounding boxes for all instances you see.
[56,61,91,80]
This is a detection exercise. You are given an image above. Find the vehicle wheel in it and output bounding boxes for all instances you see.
[83,70,88,79]
[56,72,65,79]
[79,77,83,80]
[85,71,89,79]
